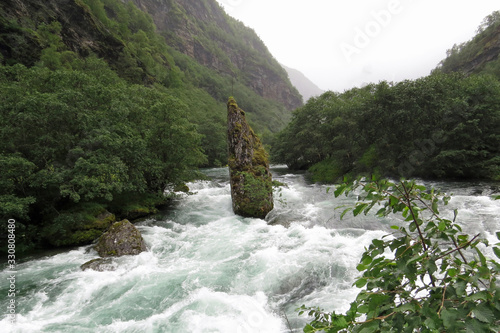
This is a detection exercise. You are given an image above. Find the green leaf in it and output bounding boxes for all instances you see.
[472,303,495,323]
[465,318,489,333]
[375,207,387,217]
[475,248,487,267]
[357,305,369,314]
[340,207,353,220]
[438,221,447,231]
[353,203,369,216]
[362,255,373,266]
[447,268,458,277]
[355,278,368,288]
[496,232,500,241]
[493,247,500,260]
[304,323,315,333]
[432,200,439,213]
[465,290,489,301]
[441,308,460,329]
[334,185,347,198]
[395,302,416,313]
[358,320,380,333]
[356,263,367,272]
[390,225,399,230]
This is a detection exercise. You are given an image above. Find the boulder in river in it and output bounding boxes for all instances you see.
[227,97,274,218]
[93,219,147,257]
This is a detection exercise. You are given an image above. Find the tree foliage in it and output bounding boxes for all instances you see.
[299,178,500,332]
[273,73,500,181]
[0,56,205,251]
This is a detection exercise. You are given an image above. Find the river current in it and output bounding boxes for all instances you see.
[1,166,499,332]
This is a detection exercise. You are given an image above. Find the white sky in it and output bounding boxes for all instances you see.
[215,0,500,92]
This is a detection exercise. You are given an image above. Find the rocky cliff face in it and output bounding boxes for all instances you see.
[1,0,302,112]
[460,25,500,75]
[227,97,273,218]
[132,0,302,110]
[0,0,124,67]
[439,17,500,76]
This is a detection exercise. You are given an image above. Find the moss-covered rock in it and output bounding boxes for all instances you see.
[227,97,273,218]
[94,219,147,257]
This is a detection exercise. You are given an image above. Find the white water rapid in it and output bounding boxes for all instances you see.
[1,166,499,332]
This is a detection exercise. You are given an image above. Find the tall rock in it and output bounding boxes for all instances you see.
[227,97,273,218]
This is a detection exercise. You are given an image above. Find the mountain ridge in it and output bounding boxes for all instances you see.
[281,64,324,102]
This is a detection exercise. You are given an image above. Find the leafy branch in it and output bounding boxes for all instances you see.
[299,178,500,332]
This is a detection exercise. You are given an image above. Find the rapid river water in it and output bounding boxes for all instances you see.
[1,166,499,332]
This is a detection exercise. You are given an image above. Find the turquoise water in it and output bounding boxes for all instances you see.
[1,167,499,332]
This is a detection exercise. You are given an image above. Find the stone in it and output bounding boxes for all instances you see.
[227,97,273,218]
[94,220,147,257]
[80,258,117,272]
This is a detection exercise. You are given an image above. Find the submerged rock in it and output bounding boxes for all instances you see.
[80,258,117,272]
[227,97,273,218]
[94,219,147,257]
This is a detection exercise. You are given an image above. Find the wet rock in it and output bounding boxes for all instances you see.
[227,97,273,218]
[94,220,147,257]
[80,258,117,272]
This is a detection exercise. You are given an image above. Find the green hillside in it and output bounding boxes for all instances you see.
[437,11,500,78]
[0,0,301,253]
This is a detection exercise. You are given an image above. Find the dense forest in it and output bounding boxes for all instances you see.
[0,0,301,253]
[273,12,500,183]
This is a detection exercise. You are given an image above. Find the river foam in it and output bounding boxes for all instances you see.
[1,167,498,332]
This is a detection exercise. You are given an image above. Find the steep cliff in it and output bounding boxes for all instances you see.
[438,11,500,77]
[0,0,124,67]
[132,0,302,111]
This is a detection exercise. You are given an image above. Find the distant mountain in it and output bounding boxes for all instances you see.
[437,11,500,77]
[281,64,324,102]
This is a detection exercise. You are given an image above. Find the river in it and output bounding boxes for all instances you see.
[1,166,499,332]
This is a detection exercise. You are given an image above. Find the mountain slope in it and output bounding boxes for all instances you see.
[132,0,302,111]
[282,64,324,102]
[438,11,500,77]
[0,0,302,137]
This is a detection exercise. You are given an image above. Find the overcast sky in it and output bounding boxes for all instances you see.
[215,0,499,92]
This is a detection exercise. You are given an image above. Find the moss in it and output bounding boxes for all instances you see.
[108,191,168,220]
[227,97,274,218]
[173,183,190,192]
[66,229,103,246]
[41,203,116,247]
[94,219,147,257]
[309,158,345,183]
